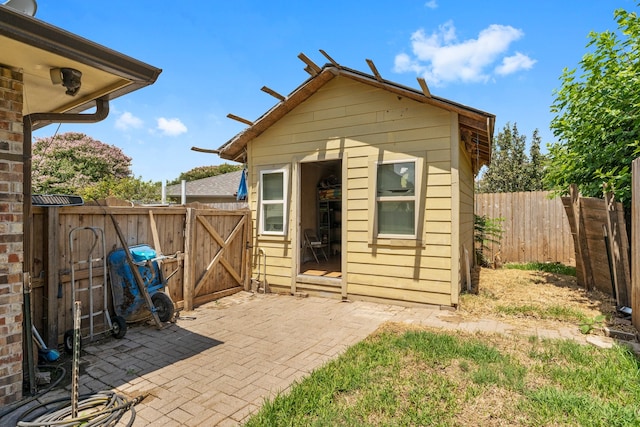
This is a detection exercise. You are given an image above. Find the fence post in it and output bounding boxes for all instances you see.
[183,208,196,311]
[603,190,631,307]
[570,184,595,291]
[243,210,252,291]
[632,158,640,330]
[45,207,59,348]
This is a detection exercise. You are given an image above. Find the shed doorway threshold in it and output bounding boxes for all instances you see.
[299,255,341,279]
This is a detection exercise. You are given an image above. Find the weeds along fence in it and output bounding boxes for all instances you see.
[30,202,251,348]
[475,191,575,265]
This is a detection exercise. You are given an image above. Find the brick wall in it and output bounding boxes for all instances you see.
[0,65,24,406]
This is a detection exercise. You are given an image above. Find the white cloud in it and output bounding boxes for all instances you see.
[115,111,143,130]
[425,0,438,9]
[156,117,188,136]
[394,21,534,86]
[495,52,537,75]
[394,52,427,75]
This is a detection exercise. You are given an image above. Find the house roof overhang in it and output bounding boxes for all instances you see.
[0,5,162,129]
[216,62,494,173]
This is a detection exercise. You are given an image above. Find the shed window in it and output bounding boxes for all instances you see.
[376,160,416,237]
[259,168,288,235]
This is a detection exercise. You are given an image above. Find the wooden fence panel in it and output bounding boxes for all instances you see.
[475,191,575,265]
[31,204,250,346]
[183,210,250,309]
[561,192,631,304]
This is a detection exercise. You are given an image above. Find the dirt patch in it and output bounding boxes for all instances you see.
[459,267,638,339]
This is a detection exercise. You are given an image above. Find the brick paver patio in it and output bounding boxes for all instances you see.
[4,291,610,426]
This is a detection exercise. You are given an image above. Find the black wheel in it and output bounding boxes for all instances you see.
[152,292,174,322]
[111,315,127,339]
[63,329,81,355]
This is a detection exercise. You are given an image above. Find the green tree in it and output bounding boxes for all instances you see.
[32,132,161,202]
[477,123,547,193]
[33,132,132,194]
[167,163,243,185]
[546,6,640,207]
[527,129,546,191]
[81,176,161,204]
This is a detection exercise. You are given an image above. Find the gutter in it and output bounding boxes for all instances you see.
[0,6,162,129]
[0,7,160,82]
[22,97,110,396]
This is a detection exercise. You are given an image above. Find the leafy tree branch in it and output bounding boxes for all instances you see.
[546,5,640,207]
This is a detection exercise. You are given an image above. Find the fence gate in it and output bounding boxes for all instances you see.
[183,208,251,310]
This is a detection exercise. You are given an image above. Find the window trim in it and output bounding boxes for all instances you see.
[258,167,289,236]
[375,159,418,239]
[368,152,426,245]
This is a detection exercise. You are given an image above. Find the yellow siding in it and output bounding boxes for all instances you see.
[347,272,452,293]
[249,76,461,306]
[347,241,451,258]
[449,113,461,305]
[347,283,452,306]
[347,252,451,269]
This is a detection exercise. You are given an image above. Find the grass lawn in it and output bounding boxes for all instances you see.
[244,265,640,426]
[503,261,577,276]
[245,325,639,426]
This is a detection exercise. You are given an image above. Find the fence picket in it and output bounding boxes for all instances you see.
[476,191,575,265]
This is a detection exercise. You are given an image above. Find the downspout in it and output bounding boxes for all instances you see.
[22,96,109,395]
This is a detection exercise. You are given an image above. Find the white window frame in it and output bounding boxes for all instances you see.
[258,167,289,236]
[374,158,419,239]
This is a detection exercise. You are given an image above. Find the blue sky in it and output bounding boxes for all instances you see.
[31,0,636,182]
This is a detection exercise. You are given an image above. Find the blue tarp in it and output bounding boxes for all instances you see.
[237,169,248,201]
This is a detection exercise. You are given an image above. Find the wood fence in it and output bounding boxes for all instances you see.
[475,191,575,265]
[561,186,630,305]
[30,202,251,348]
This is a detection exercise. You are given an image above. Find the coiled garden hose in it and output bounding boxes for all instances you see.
[16,391,145,427]
[0,365,66,420]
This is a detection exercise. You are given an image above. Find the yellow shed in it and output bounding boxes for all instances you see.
[216,55,495,308]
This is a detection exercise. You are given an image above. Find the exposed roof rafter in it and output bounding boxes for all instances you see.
[417,77,431,98]
[319,49,340,67]
[261,86,286,101]
[226,113,253,126]
[191,146,220,154]
[365,59,383,82]
[298,52,321,75]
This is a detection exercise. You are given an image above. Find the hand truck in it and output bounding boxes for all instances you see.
[64,226,126,353]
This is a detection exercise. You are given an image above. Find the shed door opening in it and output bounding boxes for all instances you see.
[300,160,342,277]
